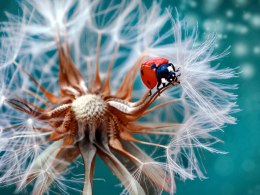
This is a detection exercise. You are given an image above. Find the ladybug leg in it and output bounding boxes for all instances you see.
[148,90,152,96]
[161,78,167,88]
[176,70,181,80]
[157,81,162,96]
[172,73,177,82]
[162,83,166,87]
[157,80,162,89]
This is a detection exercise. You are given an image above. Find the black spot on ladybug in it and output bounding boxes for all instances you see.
[147,81,151,85]
[141,70,144,75]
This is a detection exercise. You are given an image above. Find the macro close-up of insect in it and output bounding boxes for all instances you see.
[1,0,259,195]
[140,57,181,95]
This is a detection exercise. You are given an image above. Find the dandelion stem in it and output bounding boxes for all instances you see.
[78,140,96,195]
[120,131,168,149]
[143,98,182,115]
[96,141,146,195]
[23,89,50,108]
[93,32,102,92]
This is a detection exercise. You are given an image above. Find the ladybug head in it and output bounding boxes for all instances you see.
[167,63,180,83]
[167,73,177,82]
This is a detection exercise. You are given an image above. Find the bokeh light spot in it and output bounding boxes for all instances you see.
[233,42,248,56]
[241,63,254,79]
[251,15,260,28]
[253,46,260,54]
[226,10,234,18]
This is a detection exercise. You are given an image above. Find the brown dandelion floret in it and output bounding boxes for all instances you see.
[6,41,179,195]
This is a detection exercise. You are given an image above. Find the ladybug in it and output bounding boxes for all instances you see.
[140,57,180,95]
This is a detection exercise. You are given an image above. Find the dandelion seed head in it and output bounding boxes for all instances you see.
[0,0,238,194]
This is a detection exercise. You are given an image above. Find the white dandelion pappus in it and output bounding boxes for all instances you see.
[0,0,238,195]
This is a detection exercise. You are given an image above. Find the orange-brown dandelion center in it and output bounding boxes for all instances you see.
[71,94,106,124]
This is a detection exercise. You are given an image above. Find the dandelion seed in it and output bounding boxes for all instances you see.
[0,0,238,195]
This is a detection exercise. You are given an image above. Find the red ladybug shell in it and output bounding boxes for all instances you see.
[140,57,169,89]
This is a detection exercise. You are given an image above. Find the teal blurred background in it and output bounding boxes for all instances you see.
[0,0,259,194]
